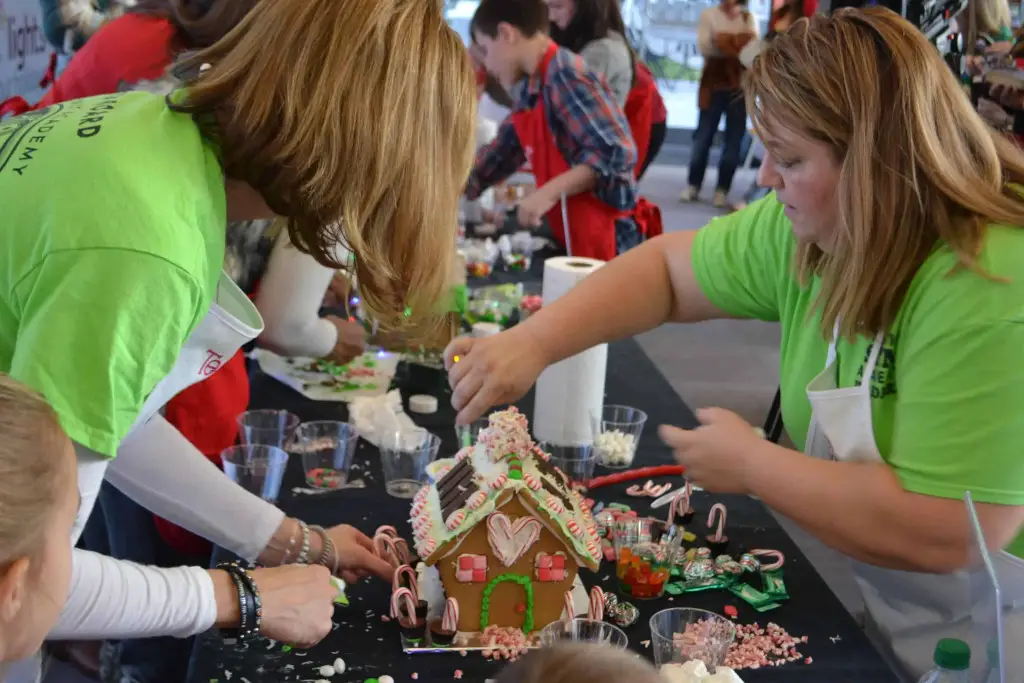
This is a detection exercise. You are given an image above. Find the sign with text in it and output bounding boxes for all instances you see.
[0,0,50,104]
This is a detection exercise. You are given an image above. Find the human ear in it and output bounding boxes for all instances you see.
[497,22,519,45]
[0,556,30,623]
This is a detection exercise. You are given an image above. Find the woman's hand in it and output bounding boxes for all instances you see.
[659,408,763,494]
[325,316,367,364]
[516,189,557,228]
[322,272,352,308]
[210,565,337,649]
[444,327,551,424]
[326,524,395,583]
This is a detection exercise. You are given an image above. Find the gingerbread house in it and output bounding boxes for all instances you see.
[410,408,601,635]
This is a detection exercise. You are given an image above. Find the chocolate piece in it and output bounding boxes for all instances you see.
[438,459,474,497]
[428,619,455,647]
[706,536,729,557]
[400,618,427,644]
[440,484,477,521]
[415,600,429,622]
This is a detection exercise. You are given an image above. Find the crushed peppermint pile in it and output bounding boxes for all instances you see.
[479,625,538,661]
[724,622,809,670]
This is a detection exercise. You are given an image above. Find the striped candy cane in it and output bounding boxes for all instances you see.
[749,548,785,571]
[588,587,605,621]
[442,597,460,633]
[707,503,728,542]
[393,564,419,603]
[563,590,575,619]
[391,587,417,622]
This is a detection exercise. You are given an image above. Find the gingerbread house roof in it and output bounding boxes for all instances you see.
[411,408,601,571]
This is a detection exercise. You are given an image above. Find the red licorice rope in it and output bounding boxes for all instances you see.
[587,465,685,490]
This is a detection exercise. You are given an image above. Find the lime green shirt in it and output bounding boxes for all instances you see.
[691,195,1024,558]
[0,92,225,456]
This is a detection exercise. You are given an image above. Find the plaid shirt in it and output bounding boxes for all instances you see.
[466,44,638,212]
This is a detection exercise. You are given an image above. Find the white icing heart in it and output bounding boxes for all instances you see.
[486,513,541,567]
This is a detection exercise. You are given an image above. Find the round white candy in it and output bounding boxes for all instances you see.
[409,394,439,414]
[379,677,395,683]
[595,430,636,465]
[318,665,336,677]
[333,658,346,674]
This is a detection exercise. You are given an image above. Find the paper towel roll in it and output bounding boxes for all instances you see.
[532,257,607,445]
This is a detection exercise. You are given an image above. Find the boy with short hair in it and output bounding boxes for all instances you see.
[467,0,656,261]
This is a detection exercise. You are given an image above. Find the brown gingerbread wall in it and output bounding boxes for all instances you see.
[435,497,579,634]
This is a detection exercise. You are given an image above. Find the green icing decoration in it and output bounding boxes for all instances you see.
[480,574,535,633]
[508,468,523,480]
[664,582,685,596]
[363,359,377,368]
[281,645,292,653]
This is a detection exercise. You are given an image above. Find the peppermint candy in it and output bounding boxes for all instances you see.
[546,495,565,514]
[467,490,488,510]
[446,510,466,530]
[523,474,542,491]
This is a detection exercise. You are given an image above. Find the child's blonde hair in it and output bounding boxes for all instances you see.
[495,643,664,683]
[0,374,67,564]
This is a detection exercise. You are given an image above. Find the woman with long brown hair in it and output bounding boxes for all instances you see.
[0,0,475,675]
[447,8,1024,679]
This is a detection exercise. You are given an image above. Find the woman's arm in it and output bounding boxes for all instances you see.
[523,231,732,367]
[105,415,303,564]
[51,551,234,639]
[745,442,1024,572]
[256,230,340,359]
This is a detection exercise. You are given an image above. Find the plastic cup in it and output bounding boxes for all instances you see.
[538,618,628,648]
[221,444,289,503]
[454,418,489,449]
[649,608,737,671]
[596,405,648,469]
[292,421,359,490]
[237,410,300,448]
[540,442,598,488]
[611,517,684,599]
[380,428,441,498]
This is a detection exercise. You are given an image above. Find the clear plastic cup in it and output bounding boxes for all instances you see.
[292,421,359,490]
[454,418,489,449]
[539,442,598,488]
[650,608,737,672]
[539,618,628,648]
[596,405,648,469]
[221,444,289,503]
[237,410,300,448]
[611,517,684,599]
[380,428,441,498]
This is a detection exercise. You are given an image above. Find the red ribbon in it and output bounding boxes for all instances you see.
[0,96,32,119]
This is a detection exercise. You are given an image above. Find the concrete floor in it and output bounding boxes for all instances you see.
[634,163,867,618]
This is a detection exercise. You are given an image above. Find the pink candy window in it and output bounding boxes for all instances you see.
[455,554,488,583]
[534,552,567,581]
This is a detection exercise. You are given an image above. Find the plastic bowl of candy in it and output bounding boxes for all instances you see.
[611,517,683,599]
[539,618,628,649]
[466,286,519,327]
[649,608,737,671]
[595,405,648,469]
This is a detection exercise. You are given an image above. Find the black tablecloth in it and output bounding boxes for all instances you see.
[189,339,900,683]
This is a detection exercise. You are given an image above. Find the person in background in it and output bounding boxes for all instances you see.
[0,0,474,678]
[39,0,133,55]
[468,0,647,261]
[493,643,665,683]
[680,0,758,209]
[547,0,669,180]
[958,0,1014,51]
[447,8,1024,680]
[767,0,817,38]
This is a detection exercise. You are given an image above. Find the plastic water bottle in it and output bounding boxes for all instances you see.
[918,639,972,683]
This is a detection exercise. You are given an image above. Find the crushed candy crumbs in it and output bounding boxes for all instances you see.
[454,671,464,679]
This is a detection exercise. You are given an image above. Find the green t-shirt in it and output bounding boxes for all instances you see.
[0,92,225,456]
[691,195,1024,558]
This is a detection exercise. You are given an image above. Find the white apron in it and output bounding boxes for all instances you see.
[126,271,263,436]
[805,321,1024,681]
[71,272,263,542]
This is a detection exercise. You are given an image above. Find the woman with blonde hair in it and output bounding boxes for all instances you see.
[0,0,475,673]
[446,7,1024,679]
[959,0,1014,49]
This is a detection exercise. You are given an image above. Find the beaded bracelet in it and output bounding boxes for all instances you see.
[217,563,259,640]
[310,525,339,576]
[296,520,312,565]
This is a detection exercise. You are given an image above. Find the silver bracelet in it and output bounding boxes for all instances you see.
[310,525,339,575]
[296,520,312,565]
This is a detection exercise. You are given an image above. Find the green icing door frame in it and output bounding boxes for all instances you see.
[479,574,535,633]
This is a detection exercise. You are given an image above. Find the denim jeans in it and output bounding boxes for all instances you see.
[80,482,208,683]
[687,88,747,193]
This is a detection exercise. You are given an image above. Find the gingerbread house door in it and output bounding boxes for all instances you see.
[479,574,536,632]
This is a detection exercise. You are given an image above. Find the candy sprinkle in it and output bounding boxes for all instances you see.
[454,671,464,680]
